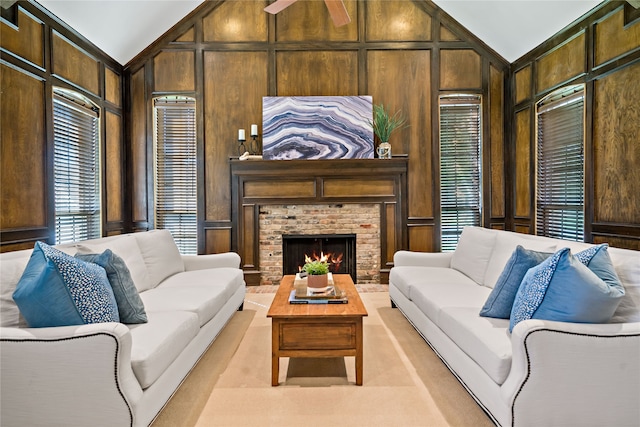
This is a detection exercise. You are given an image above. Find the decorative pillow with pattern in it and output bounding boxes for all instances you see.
[12,241,119,327]
[509,247,625,332]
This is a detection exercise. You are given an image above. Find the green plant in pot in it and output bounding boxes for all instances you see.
[371,103,408,159]
[302,259,330,291]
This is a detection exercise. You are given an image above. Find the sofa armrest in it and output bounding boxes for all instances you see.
[0,323,143,427]
[182,252,241,271]
[501,319,640,427]
[393,250,453,267]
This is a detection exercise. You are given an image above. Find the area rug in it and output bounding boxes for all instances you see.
[152,292,493,427]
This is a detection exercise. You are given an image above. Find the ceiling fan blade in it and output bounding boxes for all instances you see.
[323,0,351,27]
[264,0,298,15]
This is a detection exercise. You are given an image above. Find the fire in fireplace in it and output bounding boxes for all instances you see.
[282,234,356,282]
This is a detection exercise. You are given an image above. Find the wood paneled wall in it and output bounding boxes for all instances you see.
[124,0,509,255]
[510,2,640,249]
[0,2,124,252]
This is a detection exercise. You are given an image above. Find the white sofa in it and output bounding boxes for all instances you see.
[0,230,246,427]
[390,226,640,427]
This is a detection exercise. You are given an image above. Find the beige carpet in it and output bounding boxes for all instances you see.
[152,292,494,427]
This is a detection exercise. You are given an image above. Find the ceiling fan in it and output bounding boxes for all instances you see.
[264,0,351,27]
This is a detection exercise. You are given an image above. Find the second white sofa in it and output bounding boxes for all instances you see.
[0,229,246,427]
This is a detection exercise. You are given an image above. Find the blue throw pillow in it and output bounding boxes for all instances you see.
[76,250,148,324]
[479,246,551,319]
[509,247,625,332]
[12,242,120,327]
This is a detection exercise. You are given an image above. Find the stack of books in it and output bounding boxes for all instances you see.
[288,273,348,304]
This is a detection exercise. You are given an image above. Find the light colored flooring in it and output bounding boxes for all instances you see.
[245,283,389,293]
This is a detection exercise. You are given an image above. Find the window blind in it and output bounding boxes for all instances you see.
[154,96,197,255]
[439,95,482,252]
[53,89,101,244]
[536,87,584,241]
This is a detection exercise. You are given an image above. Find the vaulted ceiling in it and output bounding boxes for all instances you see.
[36,0,603,66]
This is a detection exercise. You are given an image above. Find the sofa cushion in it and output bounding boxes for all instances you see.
[128,310,199,389]
[76,250,148,324]
[510,247,625,332]
[13,242,119,327]
[483,232,557,288]
[139,281,228,327]
[451,226,497,284]
[608,247,640,323]
[134,229,184,288]
[0,250,31,327]
[410,280,491,325]
[389,266,475,301]
[76,235,152,293]
[439,307,512,385]
[157,268,244,302]
[480,246,552,319]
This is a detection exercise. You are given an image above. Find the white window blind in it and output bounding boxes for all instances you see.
[439,95,482,252]
[536,86,585,241]
[154,96,197,254]
[53,89,101,244]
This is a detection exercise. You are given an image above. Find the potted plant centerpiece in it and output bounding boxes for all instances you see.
[371,103,408,159]
[302,259,330,292]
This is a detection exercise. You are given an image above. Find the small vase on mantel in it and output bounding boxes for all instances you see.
[377,142,392,159]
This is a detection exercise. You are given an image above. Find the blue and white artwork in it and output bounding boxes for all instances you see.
[262,96,374,160]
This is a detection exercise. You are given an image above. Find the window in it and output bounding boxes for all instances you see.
[536,85,585,241]
[154,96,197,254]
[53,88,101,244]
[439,95,482,251]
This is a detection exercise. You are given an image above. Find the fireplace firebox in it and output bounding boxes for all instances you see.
[282,234,356,282]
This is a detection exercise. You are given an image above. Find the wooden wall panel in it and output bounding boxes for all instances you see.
[595,7,640,66]
[366,0,431,41]
[105,68,121,107]
[593,63,640,224]
[0,65,46,229]
[593,235,640,251]
[153,51,195,92]
[275,0,357,42]
[490,65,505,218]
[515,65,531,104]
[203,0,268,42]
[205,228,232,253]
[514,109,531,218]
[440,25,459,41]
[367,50,431,219]
[276,51,358,96]
[536,32,585,92]
[440,49,481,89]
[175,26,195,42]
[0,8,44,67]
[408,225,433,252]
[105,111,123,222]
[130,68,148,223]
[52,32,100,95]
[204,51,268,221]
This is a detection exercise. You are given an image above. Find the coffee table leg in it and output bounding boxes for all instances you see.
[271,320,279,386]
[355,318,363,386]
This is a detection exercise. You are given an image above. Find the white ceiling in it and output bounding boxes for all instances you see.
[35,0,603,65]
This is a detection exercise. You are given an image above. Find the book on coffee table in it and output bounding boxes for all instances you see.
[288,290,348,304]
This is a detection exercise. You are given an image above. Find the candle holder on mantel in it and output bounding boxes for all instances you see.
[249,124,262,155]
[237,137,247,156]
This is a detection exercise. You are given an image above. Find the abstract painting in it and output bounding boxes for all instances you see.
[262,96,374,160]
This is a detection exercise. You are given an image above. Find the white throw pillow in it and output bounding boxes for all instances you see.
[450,226,497,285]
[134,229,185,288]
[483,232,556,288]
[76,235,153,293]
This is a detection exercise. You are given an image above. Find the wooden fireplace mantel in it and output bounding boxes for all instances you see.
[230,158,408,285]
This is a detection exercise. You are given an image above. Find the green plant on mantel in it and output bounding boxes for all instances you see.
[371,103,408,142]
[302,260,330,275]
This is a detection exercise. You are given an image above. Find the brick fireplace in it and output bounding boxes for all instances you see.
[230,158,408,286]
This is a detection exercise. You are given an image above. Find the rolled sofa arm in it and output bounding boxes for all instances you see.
[182,252,241,271]
[393,250,453,267]
[501,319,640,427]
[0,322,143,427]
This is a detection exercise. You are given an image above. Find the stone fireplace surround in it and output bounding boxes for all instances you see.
[230,158,408,286]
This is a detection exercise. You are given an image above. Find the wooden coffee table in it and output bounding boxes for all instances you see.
[267,274,368,386]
